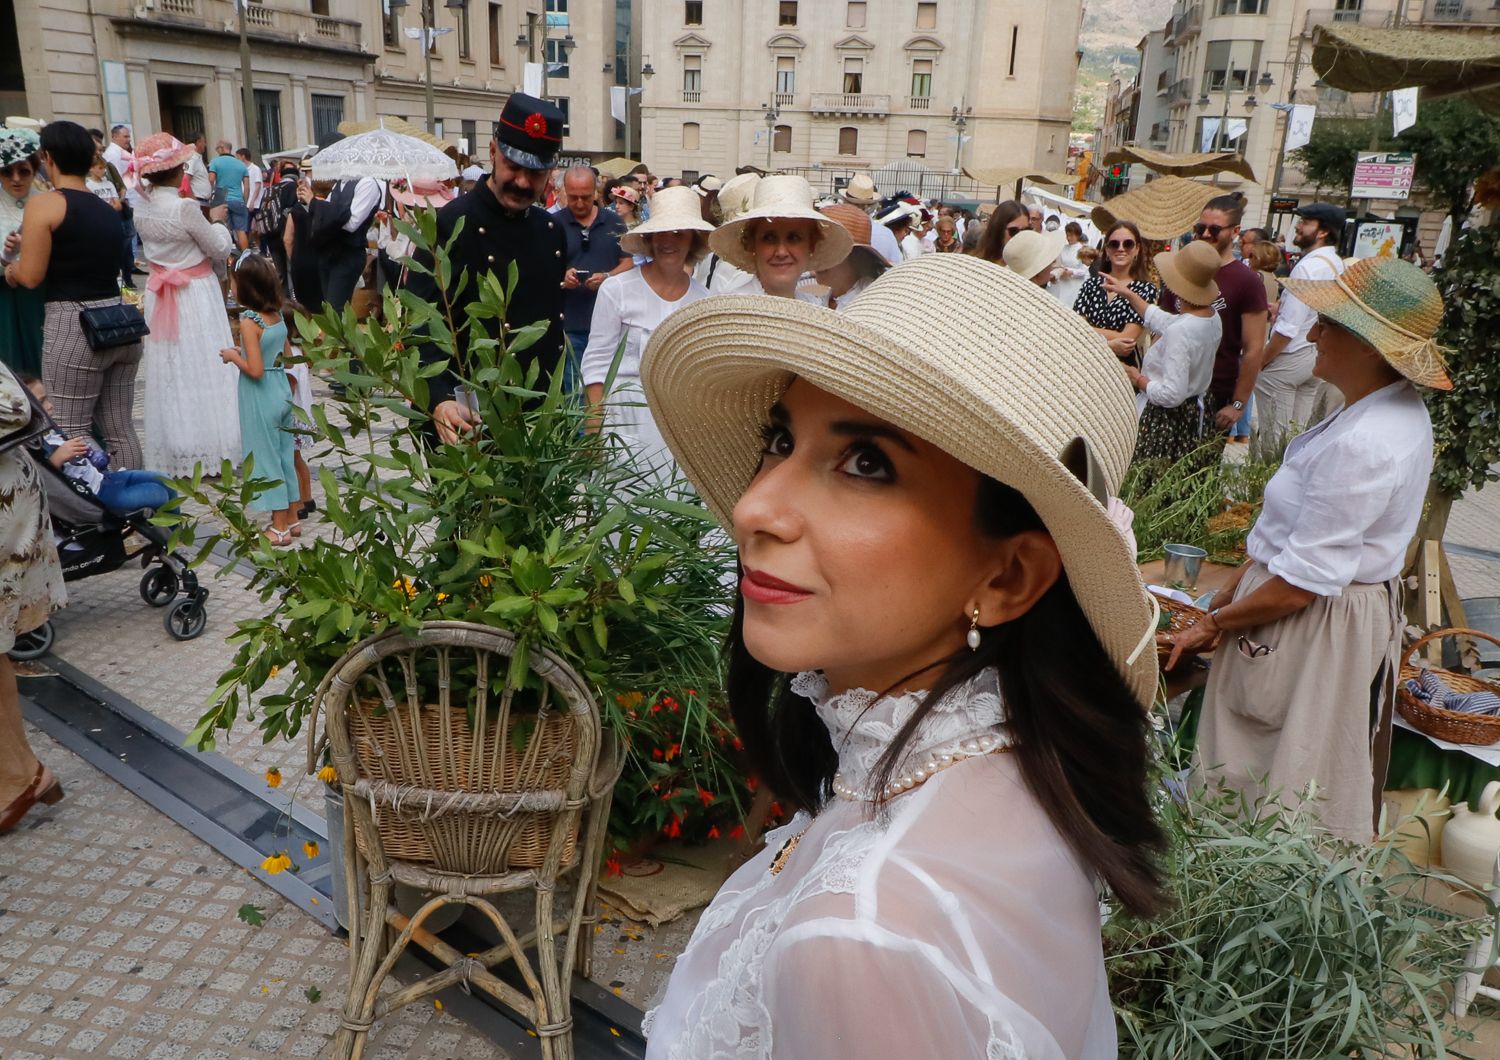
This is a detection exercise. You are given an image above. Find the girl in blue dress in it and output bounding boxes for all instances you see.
[220,254,299,546]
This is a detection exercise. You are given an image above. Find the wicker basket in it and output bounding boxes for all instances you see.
[347,698,581,871]
[1152,591,1207,666]
[1396,628,1500,746]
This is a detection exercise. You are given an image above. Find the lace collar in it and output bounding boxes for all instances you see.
[791,668,1008,797]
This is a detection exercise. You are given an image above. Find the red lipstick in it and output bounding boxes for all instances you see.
[741,568,813,605]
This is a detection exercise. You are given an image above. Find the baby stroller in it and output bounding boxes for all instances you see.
[8,449,210,661]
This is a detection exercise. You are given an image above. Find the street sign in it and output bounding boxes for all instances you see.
[1269,195,1299,213]
[1351,151,1417,200]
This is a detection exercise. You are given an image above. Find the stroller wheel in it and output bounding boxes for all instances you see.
[164,598,208,641]
[140,566,180,607]
[9,622,55,661]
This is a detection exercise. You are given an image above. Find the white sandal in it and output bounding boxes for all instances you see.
[263,526,293,548]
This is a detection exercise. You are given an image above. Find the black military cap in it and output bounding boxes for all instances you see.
[493,93,565,171]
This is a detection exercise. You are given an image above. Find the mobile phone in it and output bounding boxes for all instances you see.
[573,270,593,282]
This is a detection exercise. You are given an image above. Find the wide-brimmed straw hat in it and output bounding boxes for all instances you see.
[133,132,196,176]
[1152,240,1221,306]
[620,185,716,257]
[1090,175,1218,242]
[708,174,855,273]
[391,177,456,209]
[840,173,880,206]
[1003,229,1067,282]
[715,173,761,224]
[641,255,1159,707]
[818,203,891,270]
[1280,256,1452,390]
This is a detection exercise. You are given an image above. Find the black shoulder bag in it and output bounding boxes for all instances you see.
[79,302,150,351]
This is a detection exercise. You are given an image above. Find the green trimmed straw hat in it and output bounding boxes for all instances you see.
[1280,255,1452,390]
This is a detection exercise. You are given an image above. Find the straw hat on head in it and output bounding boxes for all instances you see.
[1002,229,1067,283]
[641,255,1160,708]
[620,185,716,257]
[1090,175,1218,242]
[841,173,880,206]
[818,203,891,270]
[133,132,196,176]
[1280,256,1452,390]
[715,172,760,223]
[1152,240,1221,307]
[708,174,855,273]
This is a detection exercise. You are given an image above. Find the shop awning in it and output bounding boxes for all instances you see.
[962,166,1076,192]
[1311,23,1500,115]
[1100,146,1257,183]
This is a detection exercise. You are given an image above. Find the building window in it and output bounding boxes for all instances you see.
[685,0,702,25]
[545,0,567,13]
[382,0,400,48]
[683,121,700,150]
[1196,114,1250,152]
[776,56,795,96]
[1202,39,1262,91]
[916,2,937,28]
[551,96,570,135]
[311,93,343,147]
[545,37,569,77]
[488,2,503,65]
[843,58,863,94]
[682,169,700,183]
[847,1,866,28]
[1215,0,1268,12]
[911,59,932,99]
[462,118,477,152]
[778,1,797,27]
[906,129,926,157]
[683,54,702,93]
[773,124,791,152]
[311,0,329,14]
[838,126,858,155]
[254,88,283,154]
[433,118,444,139]
[1334,0,1365,17]
[459,0,472,58]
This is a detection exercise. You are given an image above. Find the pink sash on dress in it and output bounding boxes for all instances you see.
[145,258,214,343]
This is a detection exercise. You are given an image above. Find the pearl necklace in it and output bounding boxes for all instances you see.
[831,730,1011,802]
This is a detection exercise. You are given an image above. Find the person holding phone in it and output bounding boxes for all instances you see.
[559,165,631,396]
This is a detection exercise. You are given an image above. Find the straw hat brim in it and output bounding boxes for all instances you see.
[1090,176,1219,242]
[1153,249,1219,306]
[709,209,855,273]
[1003,230,1068,282]
[137,142,198,176]
[641,256,1160,708]
[1280,274,1453,389]
[619,191,717,257]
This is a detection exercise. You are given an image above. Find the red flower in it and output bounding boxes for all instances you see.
[650,703,662,714]
[663,815,682,839]
[523,113,549,138]
[697,788,714,806]
[651,748,663,760]
[663,696,680,713]
[747,776,759,793]
[728,824,745,840]
[770,801,784,818]
[605,856,622,877]
[707,826,721,839]
[732,737,744,751]
[665,743,681,761]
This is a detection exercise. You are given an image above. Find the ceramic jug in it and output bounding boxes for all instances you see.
[1440,781,1500,887]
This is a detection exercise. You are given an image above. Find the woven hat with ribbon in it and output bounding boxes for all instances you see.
[1280,255,1452,390]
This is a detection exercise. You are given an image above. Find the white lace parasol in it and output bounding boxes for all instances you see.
[310,123,458,184]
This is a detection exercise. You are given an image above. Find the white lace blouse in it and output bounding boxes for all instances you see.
[642,669,1116,1059]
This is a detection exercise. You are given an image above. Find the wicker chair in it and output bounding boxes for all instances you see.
[309,622,622,1060]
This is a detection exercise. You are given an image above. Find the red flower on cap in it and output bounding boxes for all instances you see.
[523,113,548,139]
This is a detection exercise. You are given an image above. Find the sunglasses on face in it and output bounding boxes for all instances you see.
[1107,238,1136,250]
[1193,223,1229,239]
[1005,224,1027,237]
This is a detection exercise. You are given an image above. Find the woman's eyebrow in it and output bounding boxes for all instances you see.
[828,419,918,453]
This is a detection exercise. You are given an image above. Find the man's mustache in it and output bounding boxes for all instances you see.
[499,181,538,202]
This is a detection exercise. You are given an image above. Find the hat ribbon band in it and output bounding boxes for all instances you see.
[1330,272,1447,362]
[1125,592,1160,669]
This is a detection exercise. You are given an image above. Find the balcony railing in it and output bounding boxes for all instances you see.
[810,92,891,117]
[1165,77,1192,106]
[682,89,701,102]
[1302,7,1395,34]
[774,91,795,106]
[909,95,931,109]
[1170,3,1202,39]
[1406,0,1500,24]
[133,0,364,50]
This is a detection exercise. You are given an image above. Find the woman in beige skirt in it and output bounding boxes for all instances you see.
[1167,257,1451,843]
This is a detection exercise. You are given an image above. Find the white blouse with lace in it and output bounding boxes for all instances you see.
[642,669,1116,1059]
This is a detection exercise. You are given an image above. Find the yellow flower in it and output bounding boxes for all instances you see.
[269,665,280,679]
[433,999,443,1012]
[392,577,418,599]
[436,592,448,602]
[261,852,293,875]
[478,574,494,588]
[303,840,320,859]
[317,765,337,784]
[265,767,282,789]
[616,691,645,709]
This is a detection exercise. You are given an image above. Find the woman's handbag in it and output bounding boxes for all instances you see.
[79,302,150,351]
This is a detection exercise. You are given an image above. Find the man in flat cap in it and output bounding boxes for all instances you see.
[404,93,568,442]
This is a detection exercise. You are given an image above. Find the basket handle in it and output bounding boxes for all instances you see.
[1405,626,1500,671]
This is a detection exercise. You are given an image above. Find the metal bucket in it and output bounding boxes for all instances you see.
[1163,543,1208,589]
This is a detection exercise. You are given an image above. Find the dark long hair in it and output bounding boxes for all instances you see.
[973,200,1029,264]
[1101,220,1150,283]
[726,475,1166,917]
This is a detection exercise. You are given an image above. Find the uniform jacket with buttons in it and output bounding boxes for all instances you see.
[403,180,567,408]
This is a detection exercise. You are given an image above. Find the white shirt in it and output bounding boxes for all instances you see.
[1138,305,1221,413]
[827,275,874,313]
[722,274,826,306]
[899,232,925,261]
[692,254,752,295]
[342,177,384,234]
[86,177,119,204]
[245,162,264,209]
[103,142,141,206]
[580,268,710,387]
[869,219,902,266]
[1246,380,1433,596]
[1272,245,1344,353]
[644,669,1115,1059]
[185,152,212,201]
[133,185,234,271]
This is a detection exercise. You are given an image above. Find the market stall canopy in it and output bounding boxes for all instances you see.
[1311,24,1500,116]
[1100,146,1257,183]
[963,165,1076,190]
[596,156,650,179]
[1089,175,1219,241]
[311,126,458,183]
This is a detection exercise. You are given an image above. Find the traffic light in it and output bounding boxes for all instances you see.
[1110,164,1124,179]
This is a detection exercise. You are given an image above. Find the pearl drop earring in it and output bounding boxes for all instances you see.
[966,607,981,651]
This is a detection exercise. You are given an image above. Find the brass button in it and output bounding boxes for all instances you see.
[547,221,554,229]
[487,255,495,263]
[478,226,486,235]
[554,250,561,257]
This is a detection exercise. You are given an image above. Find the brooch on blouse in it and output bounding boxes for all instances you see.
[767,827,808,876]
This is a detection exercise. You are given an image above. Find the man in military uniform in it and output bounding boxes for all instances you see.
[404,94,568,443]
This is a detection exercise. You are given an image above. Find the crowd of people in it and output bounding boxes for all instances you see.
[0,94,1463,1057]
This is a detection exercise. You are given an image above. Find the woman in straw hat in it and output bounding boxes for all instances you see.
[1167,257,1449,844]
[693,172,759,294]
[1002,228,1067,289]
[709,174,852,303]
[639,255,1165,1058]
[580,185,713,479]
[130,131,242,478]
[813,203,889,312]
[1072,220,1158,368]
[1102,240,1223,463]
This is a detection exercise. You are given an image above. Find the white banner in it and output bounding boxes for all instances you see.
[1284,104,1316,154]
[610,86,627,124]
[523,62,544,98]
[1200,118,1221,153]
[1392,87,1419,136]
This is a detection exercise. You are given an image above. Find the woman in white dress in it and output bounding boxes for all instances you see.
[1051,221,1093,310]
[709,175,850,305]
[639,255,1166,1058]
[581,185,713,481]
[130,133,241,477]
